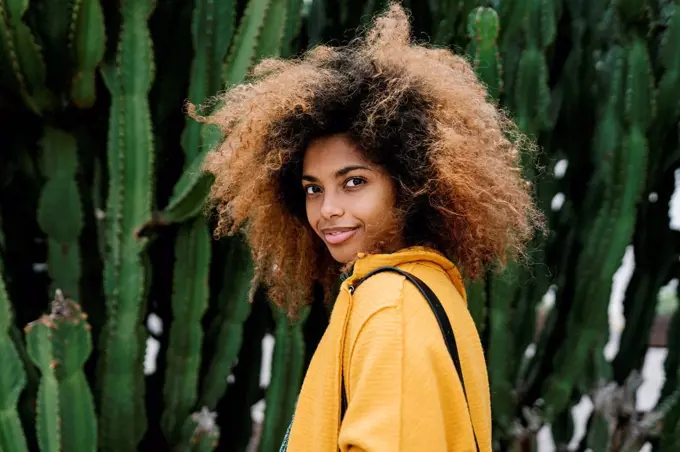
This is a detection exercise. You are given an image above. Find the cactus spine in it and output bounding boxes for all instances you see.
[36,127,83,301]
[0,274,29,452]
[98,0,156,449]
[68,0,106,108]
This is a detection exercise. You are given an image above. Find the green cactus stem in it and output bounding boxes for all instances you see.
[199,236,254,409]
[138,152,215,233]
[25,316,60,452]
[541,127,649,422]
[486,263,520,437]
[177,407,220,452]
[49,290,97,452]
[624,36,656,132]
[650,0,680,166]
[513,45,550,135]
[161,0,236,442]
[259,305,309,452]
[281,0,304,57]
[465,278,487,336]
[36,127,83,301]
[0,0,55,114]
[0,273,29,452]
[466,7,503,100]
[223,0,275,86]
[161,217,212,444]
[97,0,156,449]
[180,0,235,162]
[68,0,106,108]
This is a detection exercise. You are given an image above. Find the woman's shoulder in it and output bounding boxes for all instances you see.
[344,260,461,331]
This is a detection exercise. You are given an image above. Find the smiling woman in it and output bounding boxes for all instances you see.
[190,2,544,451]
[301,134,404,264]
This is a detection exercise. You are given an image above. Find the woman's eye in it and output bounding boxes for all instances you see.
[304,185,320,195]
[345,177,365,188]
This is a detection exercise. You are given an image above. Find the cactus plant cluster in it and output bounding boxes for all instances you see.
[0,0,679,451]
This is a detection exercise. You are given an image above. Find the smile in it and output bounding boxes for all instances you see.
[322,227,359,245]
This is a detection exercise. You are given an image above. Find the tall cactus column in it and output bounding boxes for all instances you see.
[160,0,234,444]
[97,0,156,450]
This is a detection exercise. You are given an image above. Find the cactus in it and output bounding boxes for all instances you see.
[0,0,55,114]
[25,315,60,452]
[68,0,106,108]
[161,217,212,442]
[485,264,519,437]
[259,305,310,452]
[0,1,679,451]
[97,0,156,449]
[466,7,502,100]
[50,292,97,452]
[199,236,254,409]
[540,40,651,420]
[465,278,487,336]
[24,290,97,452]
[153,152,216,227]
[177,407,220,452]
[281,0,304,57]
[0,273,29,452]
[160,0,235,443]
[36,127,83,301]
[180,0,235,163]
[223,0,290,85]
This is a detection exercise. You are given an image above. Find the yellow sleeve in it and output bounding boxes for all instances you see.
[338,304,404,452]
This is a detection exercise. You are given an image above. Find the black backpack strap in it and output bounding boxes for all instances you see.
[341,266,480,452]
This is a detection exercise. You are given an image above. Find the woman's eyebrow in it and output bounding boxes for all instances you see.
[302,165,372,182]
[335,165,371,177]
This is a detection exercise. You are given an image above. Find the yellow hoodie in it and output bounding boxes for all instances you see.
[285,247,491,451]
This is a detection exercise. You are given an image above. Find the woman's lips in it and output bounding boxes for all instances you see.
[323,227,359,245]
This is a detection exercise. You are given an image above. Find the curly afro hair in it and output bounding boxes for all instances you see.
[190,2,545,313]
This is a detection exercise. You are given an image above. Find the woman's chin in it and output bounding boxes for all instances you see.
[327,247,357,265]
[325,240,363,265]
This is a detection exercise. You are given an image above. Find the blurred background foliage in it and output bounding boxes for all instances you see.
[0,0,679,451]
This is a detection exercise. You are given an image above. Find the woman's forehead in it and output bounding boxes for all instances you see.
[302,134,373,173]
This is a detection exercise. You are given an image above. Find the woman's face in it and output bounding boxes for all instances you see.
[302,133,403,264]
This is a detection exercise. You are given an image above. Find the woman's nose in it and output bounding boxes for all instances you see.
[320,193,343,219]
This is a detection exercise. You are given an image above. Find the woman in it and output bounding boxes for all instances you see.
[192,3,544,451]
